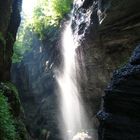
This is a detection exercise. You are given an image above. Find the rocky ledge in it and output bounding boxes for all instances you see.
[97,45,140,140]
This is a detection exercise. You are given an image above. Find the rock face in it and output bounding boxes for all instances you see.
[0,0,28,139]
[12,33,61,140]
[0,82,29,140]
[11,0,140,139]
[0,0,22,81]
[97,45,140,140]
[71,0,140,127]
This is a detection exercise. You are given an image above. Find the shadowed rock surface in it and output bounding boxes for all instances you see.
[11,0,140,139]
[11,31,61,140]
[0,0,28,139]
[0,0,22,81]
[71,0,140,127]
[97,45,140,140]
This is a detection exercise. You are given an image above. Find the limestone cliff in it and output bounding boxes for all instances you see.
[71,0,140,127]
[97,45,140,140]
[71,0,140,139]
[0,0,28,139]
[0,0,22,81]
[11,0,140,140]
[11,31,61,140]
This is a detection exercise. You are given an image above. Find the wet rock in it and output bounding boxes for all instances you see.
[11,30,61,140]
[11,0,140,139]
[0,82,29,140]
[0,0,29,139]
[71,0,140,132]
[0,0,22,81]
[130,45,140,65]
[97,45,140,140]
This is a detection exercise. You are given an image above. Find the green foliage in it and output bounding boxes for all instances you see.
[14,120,28,140]
[12,21,33,63]
[12,0,73,63]
[12,41,25,63]
[0,90,16,140]
[32,0,72,38]
[4,82,19,97]
[0,82,28,140]
[3,82,22,119]
[52,0,72,18]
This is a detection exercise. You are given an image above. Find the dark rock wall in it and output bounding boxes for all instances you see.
[0,0,22,81]
[0,0,28,139]
[97,46,140,140]
[12,34,61,140]
[11,0,140,139]
[71,0,140,128]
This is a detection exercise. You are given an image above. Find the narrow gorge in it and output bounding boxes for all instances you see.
[0,0,140,140]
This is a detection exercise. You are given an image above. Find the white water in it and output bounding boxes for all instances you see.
[57,21,92,140]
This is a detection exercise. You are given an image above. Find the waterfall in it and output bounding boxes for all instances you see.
[57,19,93,140]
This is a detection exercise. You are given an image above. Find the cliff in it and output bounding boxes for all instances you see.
[11,0,140,140]
[71,0,140,129]
[11,30,61,139]
[0,0,22,81]
[97,45,140,140]
[0,0,28,139]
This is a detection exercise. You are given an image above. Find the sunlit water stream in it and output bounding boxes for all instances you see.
[57,19,93,140]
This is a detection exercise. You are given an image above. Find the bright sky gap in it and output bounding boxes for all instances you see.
[22,0,38,17]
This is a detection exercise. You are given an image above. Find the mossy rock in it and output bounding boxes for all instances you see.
[0,90,16,140]
[0,82,28,140]
[14,119,28,140]
[1,82,21,117]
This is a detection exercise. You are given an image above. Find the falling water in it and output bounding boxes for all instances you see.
[57,19,93,140]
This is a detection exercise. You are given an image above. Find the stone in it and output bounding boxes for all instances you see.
[72,0,140,131]
[97,45,140,140]
[11,28,61,139]
[130,45,140,65]
[0,82,28,140]
[11,0,140,139]
[0,0,22,81]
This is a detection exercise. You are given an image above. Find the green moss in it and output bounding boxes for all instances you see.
[32,0,72,39]
[0,90,16,140]
[4,82,19,98]
[14,120,28,140]
[3,82,21,117]
[0,82,28,140]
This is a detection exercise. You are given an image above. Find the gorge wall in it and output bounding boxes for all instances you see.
[73,0,140,139]
[97,45,140,140]
[0,0,22,81]
[71,0,140,129]
[12,31,61,139]
[11,0,140,140]
[0,0,28,139]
